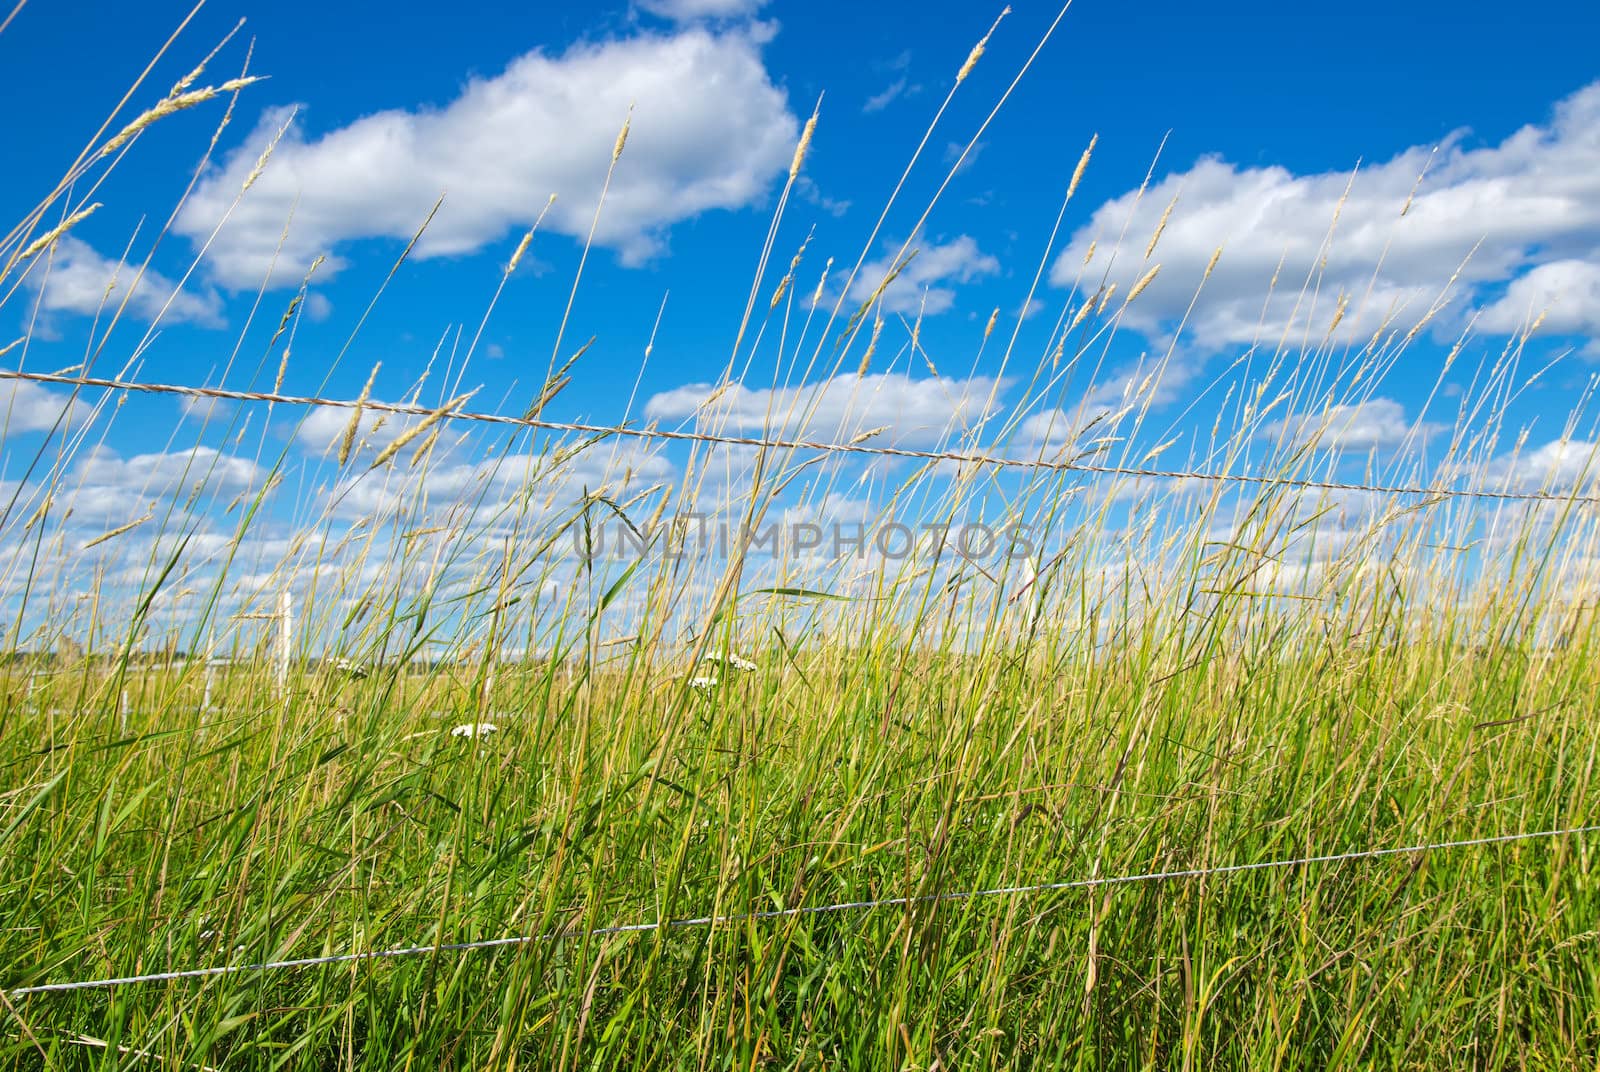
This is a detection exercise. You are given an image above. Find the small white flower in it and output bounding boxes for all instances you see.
[333,657,369,679]
[703,652,757,673]
[688,675,718,691]
[450,722,498,739]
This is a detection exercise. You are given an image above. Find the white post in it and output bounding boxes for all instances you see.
[276,588,293,700]
[201,628,216,722]
[120,689,129,734]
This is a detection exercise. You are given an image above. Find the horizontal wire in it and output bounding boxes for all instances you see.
[3,368,1598,506]
[9,822,1595,997]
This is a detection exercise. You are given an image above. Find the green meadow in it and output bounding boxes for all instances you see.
[2,9,1598,1070]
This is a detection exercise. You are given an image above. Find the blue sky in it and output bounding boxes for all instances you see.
[5,0,1600,649]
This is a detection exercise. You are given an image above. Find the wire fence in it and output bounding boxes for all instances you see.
[9,822,1595,997]
[5,367,1600,507]
[3,371,1597,1002]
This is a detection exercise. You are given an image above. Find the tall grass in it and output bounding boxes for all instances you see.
[1,10,1597,1070]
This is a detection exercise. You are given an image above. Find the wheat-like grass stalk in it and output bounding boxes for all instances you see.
[859,303,885,375]
[96,77,262,160]
[1125,264,1161,304]
[15,202,101,263]
[1067,135,1097,202]
[5,12,1599,1071]
[338,363,382,467]
[81,511,154,550]
[957,7,1011,84]
[1143,196,1177,261]
[369,390,476,469]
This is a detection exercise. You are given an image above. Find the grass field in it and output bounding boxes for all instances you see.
[3,8,1599,1070]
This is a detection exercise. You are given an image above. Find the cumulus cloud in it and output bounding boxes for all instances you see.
[1009,407,1099,453]
[25,237,222,326]
[1259,397,1427,451]
[325,441,674,521]
[845,235,999,316]
[1051,81,1600,351]
[175,28,798,288]
[60,446,272,523]
[1,375,83,433]
[1479,438,1600,492]
[74,445,267,494]
[1478,259,1600,337]
[294,402,425,459]
[644,371,1005,447]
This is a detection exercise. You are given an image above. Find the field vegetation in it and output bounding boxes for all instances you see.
[1,8,1597,1069]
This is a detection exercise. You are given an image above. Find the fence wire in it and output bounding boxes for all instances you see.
[9,822,1596,997]
[4,368,1599,507]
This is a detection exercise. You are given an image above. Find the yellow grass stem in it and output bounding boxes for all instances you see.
[17,202,101,262]
[82,511,153,550]
[369,391,475,469]
[338,363,382,467]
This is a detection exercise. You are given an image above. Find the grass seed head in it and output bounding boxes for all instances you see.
[99,77,263,160]
[338,363,382,467]
[16,202,101,263]
[1144,197,1178,260]
[1067,135,1097,202]
[790,112,819,181]
[1126,264,1161,304]
[957,8,1009,84]
[612,108,633,164]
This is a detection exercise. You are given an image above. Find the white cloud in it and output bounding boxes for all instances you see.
[644,371,1005,447]
[294,403,423,458]
[2,376,82,433]
[178,394,237,424]
[863,78,908,114]
[846,235,999,316]
[1010,408,1090,453]
[60,446,272,523]
[27,237,222,326]
[1478,259,1600,336]
[324,442,674,522]
[796,176,850,218]
[1259,397,1423,451]
[1479,438,1600,491]
[638,0,768,18]
[75,445,266,495]
[943,140,985,175]
[1050,81,1600,350]
[304,292,334,322]
[176,28,798,288]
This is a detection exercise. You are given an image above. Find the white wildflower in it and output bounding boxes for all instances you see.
[333,657,369,678]
[688,676,718,691]
[450,722,497,739]
[702,652,757,673]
